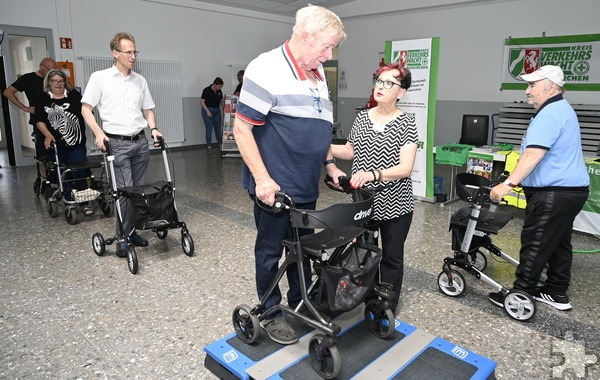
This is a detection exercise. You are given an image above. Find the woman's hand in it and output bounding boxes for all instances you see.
[349,170,376,188]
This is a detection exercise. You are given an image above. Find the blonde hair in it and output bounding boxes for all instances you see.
[110,32,135,52]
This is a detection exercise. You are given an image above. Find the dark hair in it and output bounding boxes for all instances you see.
[213,77,224,85]
[374,63,411,90]
[237,70,245,76]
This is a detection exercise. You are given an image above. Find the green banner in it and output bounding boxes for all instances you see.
[582,158,600,214]
[385,37,440,200]
[501,33,600,91]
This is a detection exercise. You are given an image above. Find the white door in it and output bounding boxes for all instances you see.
[1,25,54,166]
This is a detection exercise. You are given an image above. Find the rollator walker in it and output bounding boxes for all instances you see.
[91,137,194,274]
[232,177,396,379]
[437,173,537,321]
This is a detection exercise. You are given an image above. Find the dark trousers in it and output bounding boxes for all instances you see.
[55,143,89,196]
[251,195,315,316]
[110,136,150,236]
[378,211,413,310]
[514,188,589,294]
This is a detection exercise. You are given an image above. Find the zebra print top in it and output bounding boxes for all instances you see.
[348,109,418,220]
[35,90,86,147]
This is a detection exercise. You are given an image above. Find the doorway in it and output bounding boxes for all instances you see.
[0,25,55,167]
[323,60,338,123]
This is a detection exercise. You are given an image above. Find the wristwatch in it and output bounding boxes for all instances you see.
[503,179,517,188]
[323,158,336,167]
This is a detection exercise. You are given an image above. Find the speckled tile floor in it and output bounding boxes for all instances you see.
[0,147,598,379]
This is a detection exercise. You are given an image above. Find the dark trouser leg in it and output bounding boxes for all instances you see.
[514,189,589,293]
[379,212,413,310]
[111,137,150,236]
[251,195,314,315]
[65,144,89,191]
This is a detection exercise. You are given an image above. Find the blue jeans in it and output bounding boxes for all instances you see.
[201,107,222,145]
[251,194,316,316]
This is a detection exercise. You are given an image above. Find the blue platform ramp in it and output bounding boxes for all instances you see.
[204,307,496,379]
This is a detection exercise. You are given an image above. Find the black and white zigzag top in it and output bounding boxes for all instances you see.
[348,109,419,220]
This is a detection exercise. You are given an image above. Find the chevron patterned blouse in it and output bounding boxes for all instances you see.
[348,109,418,220]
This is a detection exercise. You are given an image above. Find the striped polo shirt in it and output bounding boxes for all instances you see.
[236,42,333,203]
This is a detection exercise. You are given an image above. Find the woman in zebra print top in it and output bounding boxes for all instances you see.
[327,63,418,313]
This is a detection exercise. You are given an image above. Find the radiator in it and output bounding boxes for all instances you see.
[80,56,184,152]
[496,102,600,155]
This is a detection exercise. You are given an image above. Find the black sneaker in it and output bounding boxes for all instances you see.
[488,291,505,308]
[533,289,572,311]
[115,241,128,258]
[130,232,148,247]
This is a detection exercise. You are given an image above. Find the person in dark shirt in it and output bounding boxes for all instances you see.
[3,57,58,170]
[200,77,224,153]
[233,70,244,97]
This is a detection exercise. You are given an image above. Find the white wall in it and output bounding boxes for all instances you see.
[0,0,293,97]
[0,0,294,146]
[2,0,599,146]
[332,0,600,104]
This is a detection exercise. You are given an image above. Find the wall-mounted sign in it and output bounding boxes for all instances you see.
[60,37,72,49]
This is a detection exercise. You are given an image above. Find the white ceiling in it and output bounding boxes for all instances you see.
[185,0,358,17]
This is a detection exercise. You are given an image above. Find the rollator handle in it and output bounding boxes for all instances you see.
[324,175,353,194]
[154,135,165,149]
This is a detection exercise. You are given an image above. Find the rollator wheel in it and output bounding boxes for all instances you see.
[181,230,194,256]
[232,304,260,344]
[65,206,80,225]
[127,245,138,274]
[92,233,106,256]
[470,250,487,271]
[156,229,168,239]
[437,270,467,297]
[48,201,59,218]
[100,200,114,217]
[364,300,396,339]
[503,290,536,321]
[308,333,341,379]
[44,187,54,201]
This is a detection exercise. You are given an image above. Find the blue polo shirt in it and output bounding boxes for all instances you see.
[520,95,589,188]
[236,42,333,203]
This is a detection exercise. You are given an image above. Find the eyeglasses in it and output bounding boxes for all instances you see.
[309,88,322,113]
[373,77,402,90]
[49,79,65,85]
[117,50,140,57]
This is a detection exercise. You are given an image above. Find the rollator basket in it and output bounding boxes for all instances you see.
[313,242,382,312]
[124,180,177,230]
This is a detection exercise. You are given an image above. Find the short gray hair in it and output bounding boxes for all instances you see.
[292,5,346,45]
[43,69,72,92]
